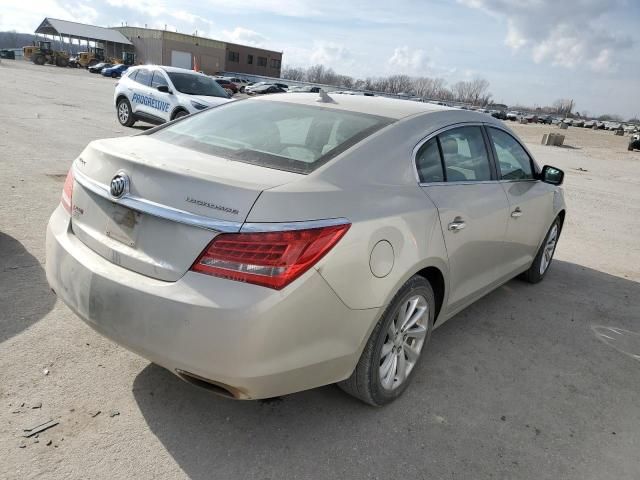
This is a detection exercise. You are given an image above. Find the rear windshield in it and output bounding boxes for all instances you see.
[152,100,394,174]
[166,72,229,98]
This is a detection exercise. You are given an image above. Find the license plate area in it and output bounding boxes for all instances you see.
[105,204,141,248]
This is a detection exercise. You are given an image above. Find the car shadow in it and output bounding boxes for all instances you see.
[129,125,153,131]
[132,260,640,479]
[0,232,56,344]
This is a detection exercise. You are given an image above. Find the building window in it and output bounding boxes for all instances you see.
[257,56,267,67]
[270,59,281,69]
[247,54,253,65]
[227,51,239,62]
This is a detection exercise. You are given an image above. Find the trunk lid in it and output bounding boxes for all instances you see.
[70,136,301,281]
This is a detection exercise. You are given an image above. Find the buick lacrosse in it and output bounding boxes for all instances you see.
[46,93,565,405]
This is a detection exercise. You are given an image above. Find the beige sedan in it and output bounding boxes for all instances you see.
[46,93,566,405]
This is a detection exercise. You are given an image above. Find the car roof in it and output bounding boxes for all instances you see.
[254,92,454,120]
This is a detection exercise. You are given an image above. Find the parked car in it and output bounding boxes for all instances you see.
[246,84,287,95]
[490,110,507,120]
[46,95,566,405]
[244,81,271,93]
[114,65,231,127]
[524,114,538,123]
[222,76,250,92]
[538,115,553,124]
[214,78,238,94]
[101,64,129,78]
[583,120,596,128]
[88,62,112,73]
[628,136,640,151]
[563,118,574,126]
[288,85,322,93]
[506,111,520,121]
[596,121,606,129]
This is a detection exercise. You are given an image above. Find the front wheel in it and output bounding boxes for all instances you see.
[338,275,435,406]
[173,110,189,120]
[521,217,562,284]
[116,98,135,127]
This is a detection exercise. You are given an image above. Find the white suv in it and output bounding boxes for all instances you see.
[114,65,232,127]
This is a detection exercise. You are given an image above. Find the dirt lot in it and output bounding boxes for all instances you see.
[1,60,639,480]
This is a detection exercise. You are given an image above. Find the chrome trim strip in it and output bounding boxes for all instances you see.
[241,217,350,233]
[72,167,243,233]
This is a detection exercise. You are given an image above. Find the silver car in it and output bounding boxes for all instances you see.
[46,93,566,405]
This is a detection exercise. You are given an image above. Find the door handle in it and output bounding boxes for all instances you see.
[511,207,523,218]
[448,217,466,232]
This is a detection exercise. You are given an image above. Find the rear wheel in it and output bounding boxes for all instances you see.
[56,57,68,67]
[116,98,135,127]
[338,275,435,406]
[111,72,118,78]
[521,217,561,284]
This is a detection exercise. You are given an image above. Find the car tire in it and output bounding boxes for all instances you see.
[521,217,562,284]
[116,98,136,127]
[112,72,118,78]
[338,275,435,406]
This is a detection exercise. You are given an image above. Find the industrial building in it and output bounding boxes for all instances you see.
[30,18,283,77]
[114,27,283,77]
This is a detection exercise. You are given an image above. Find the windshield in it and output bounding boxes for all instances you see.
[152,99,393,174]
[166,72,229,98]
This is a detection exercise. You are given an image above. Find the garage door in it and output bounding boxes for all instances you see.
[171,50,192,69]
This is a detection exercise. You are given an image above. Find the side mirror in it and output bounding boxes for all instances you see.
[540,165,564,185]
[157,85,171,94]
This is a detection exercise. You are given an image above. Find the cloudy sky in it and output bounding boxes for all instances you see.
[2,0,639,118]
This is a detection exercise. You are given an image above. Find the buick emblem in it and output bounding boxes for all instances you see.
[110,173,129,199]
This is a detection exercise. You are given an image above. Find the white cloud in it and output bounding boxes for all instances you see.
[460,0,633,72]
[388,46,428,73]
[221,27,268,47]
[310,42,350,64]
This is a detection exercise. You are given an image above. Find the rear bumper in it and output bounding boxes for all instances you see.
[46,206,379,399]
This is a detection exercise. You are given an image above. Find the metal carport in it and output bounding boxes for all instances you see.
[34,18,133,59]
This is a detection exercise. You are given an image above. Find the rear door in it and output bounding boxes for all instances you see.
[486,127,555,274]
[129,68,154,117]
[417,125,510,310]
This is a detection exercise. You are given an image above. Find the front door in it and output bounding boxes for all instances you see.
[486,127,556,276]
[416,126,510,310]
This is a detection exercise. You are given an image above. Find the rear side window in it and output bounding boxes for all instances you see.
[135,69,152,87]
[415,137,444,183]
[153,100,394,174]
[438,126,492,182]
[151,71,168,89]
[488,127,534,180]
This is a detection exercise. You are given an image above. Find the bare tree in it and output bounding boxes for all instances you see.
[552,99,575,116]
[281,65,306,81]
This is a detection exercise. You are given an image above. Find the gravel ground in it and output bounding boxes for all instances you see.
[1,60,639,480]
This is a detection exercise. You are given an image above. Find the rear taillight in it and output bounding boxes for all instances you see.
[191,223,350,290]
[61,169,74,214]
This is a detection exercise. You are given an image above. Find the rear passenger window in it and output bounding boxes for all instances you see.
[438,126,492,182]
[488,128,534,180]
[135,69,152,87]
[415,137,444,183]
[151,72,168,89]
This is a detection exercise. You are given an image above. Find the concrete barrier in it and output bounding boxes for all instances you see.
[542,133,565,146]
[559,122,569,130]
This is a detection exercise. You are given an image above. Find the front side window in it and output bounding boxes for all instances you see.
[153,101,394,174]
[488,127,534,180]
[166,72,228,98]
[135,69,152,87]
[151,71,168,89]
[438,126,492,181]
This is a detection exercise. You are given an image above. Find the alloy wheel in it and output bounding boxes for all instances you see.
[379,295,429,390]
[539,224,558,275]
[118,102,129,124]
